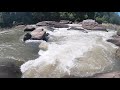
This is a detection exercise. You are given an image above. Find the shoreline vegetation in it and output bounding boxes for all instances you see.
[0,12,120,28]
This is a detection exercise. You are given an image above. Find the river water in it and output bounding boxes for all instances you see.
[0,26,39,78]
[0,25,120,78]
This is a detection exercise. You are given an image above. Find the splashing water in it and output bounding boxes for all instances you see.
[20,27,119,78]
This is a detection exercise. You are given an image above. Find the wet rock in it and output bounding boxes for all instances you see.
[36,21,49,26]
[0,59,23,78]
[24,25,36,32]
[36,21,69,28]
[36,26,55,32]
[82,19,107,31]
[102,23,120,30]
[82,19,98,29]
[107,38,120,46]
[93,71,120,78]
[67,26,88,33]
[60,20,72,24]
[92,25,108,32]
[106,34,120,46]
[117,30,120,36]
[30,28,48,41]
[115,48,120,60]
[112,35,120,38]
[23,28,49,41]
[39,41,48,51]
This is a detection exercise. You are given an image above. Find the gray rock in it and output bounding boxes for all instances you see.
[82,19,107,31]
[117,30,120,36]
[107,38,120,46]
[0,58,23,78]
[24,25,36,32]
[60,20,72,24]
[67,27,88,33]
[115,48,120,60]
[36,21,69,28]
[23,28,49,41]
[93,71,120,78]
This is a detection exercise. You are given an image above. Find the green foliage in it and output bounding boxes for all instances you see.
[0,12,120,28]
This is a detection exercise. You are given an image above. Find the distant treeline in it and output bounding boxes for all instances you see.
[0,12,120,27]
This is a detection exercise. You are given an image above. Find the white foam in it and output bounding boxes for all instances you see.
[21,28,118,78]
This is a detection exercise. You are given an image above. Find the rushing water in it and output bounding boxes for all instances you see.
[0,25,120,78]
[20,27,120,78]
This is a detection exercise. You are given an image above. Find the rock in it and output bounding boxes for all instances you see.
[82,19,107,31]
[106,38,120,46]
[60,20,72,24]
[93,71,120,78]
[30,28,48,41]
[67,26,88,33]
[24,25,36,32]
[115,48,120,60]
[82,19,98,27]
[106,34,120,47]
[36,26,55,31]
[23,28,49,42]
[36,21,49,26]
[102,23,120,30]
[117,30,120,36]
[36,21,69,28]
[39,41,48,51]
[92,25,108,32]
[0,58,23,78]
[82,20,98,30]
[112,35,120,38]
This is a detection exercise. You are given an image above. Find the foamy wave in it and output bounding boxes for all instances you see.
[21,28,118,78]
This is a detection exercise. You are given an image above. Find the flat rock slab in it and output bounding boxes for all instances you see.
[82,19,107,31]
[93,71,120,78]
[36,21,69,28]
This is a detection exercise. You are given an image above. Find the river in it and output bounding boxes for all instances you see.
[0,26,39,78]
[0,25,120,78]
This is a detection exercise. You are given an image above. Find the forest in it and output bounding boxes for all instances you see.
[0,12,120,27]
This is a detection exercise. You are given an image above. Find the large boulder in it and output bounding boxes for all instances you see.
[0,58,23,78]
[24,25,36,32]
[23,28,49,41]
[82,19,98,28]
[30,28,48,40]
[36,21,69,28]
[107,38,120,46]
[82,19,107,31]
[107,35,120,46]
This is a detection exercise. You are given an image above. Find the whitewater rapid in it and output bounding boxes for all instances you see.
[21,27,119,78]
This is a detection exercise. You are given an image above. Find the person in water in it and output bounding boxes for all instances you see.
[23,29,49,42]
